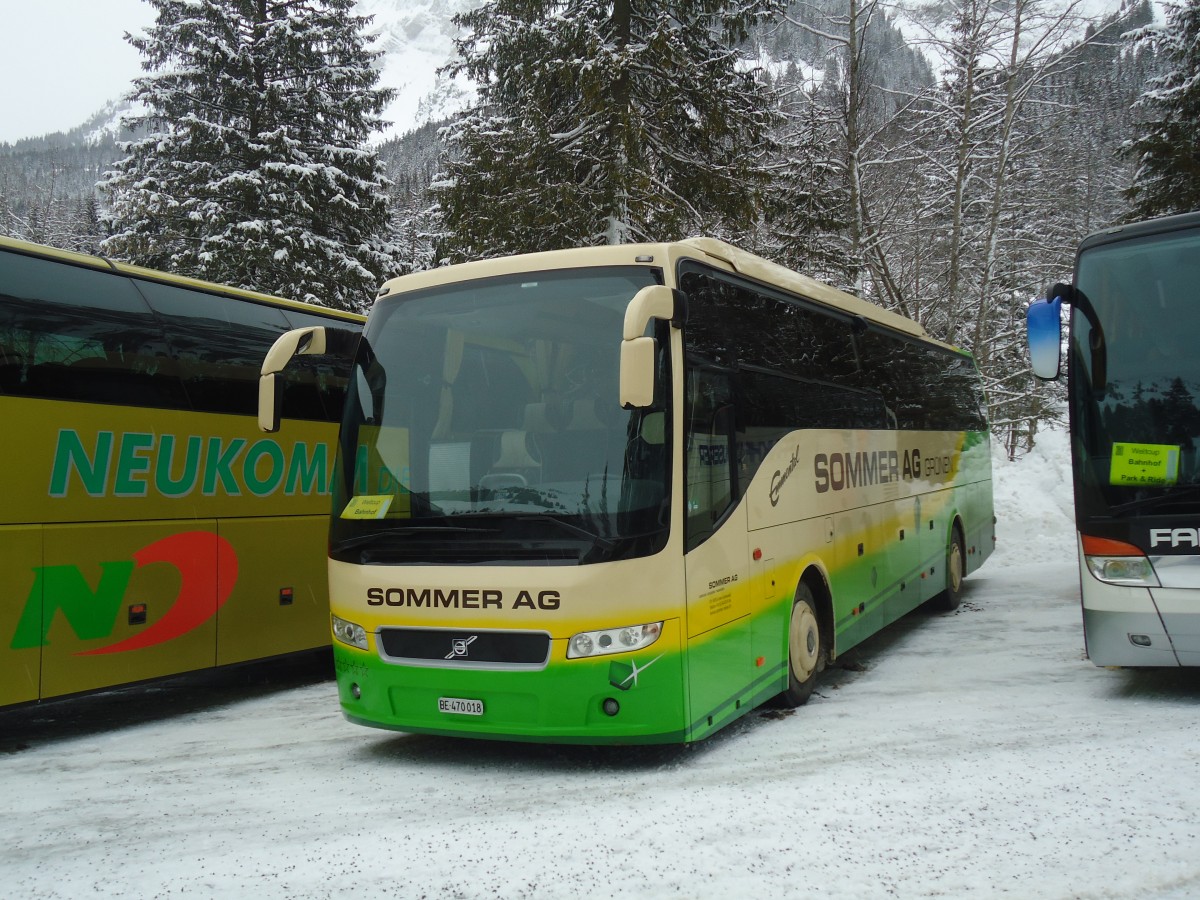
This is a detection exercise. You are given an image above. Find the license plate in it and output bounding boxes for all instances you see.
[438,696,484,716]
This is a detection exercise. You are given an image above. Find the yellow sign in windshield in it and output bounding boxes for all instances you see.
[1110,442,1180,487]
[341,495,394,519]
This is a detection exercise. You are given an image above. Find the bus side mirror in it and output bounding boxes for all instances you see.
[620,338,658,409]
[620,285,685,409]
[1026,296,1063,381]
[259,325,359,432]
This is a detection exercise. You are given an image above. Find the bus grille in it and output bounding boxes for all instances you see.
[377,628,551,669]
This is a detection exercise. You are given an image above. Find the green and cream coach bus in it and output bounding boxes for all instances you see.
[262,238,996,743]
[1,236,363,707]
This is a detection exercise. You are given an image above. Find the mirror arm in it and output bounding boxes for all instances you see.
[1046,283,1105,392]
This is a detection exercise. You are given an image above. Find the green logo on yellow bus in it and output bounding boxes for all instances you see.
[10,532,238,652]
[48,429,332,498]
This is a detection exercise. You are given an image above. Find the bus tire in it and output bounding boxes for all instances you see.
[930,525,965,612]
[780,583,825,708]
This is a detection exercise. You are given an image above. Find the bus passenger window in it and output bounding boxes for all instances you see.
[0,250,184,407]
[140,279,292,417]
[685,369,735,549]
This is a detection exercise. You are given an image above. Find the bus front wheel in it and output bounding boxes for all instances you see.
[781,583,825,708]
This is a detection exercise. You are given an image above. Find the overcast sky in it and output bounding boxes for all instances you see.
[0,0,156,144]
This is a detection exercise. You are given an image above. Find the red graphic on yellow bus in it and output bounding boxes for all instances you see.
[10,532,238,654]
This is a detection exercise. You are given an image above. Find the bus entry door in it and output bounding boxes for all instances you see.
[684,508,751,731]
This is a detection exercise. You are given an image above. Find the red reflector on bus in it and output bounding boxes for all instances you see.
[753,548,762,560]
[1081,534,1144,557]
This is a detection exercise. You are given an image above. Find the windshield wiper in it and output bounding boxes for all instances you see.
[1107,486,1200,517]
[332,524,499,553]
[523,514,617,552]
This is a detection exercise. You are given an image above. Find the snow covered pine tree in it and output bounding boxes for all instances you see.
[1125,0,1200,218]
[435,0,782,261]
[101,0,397,310]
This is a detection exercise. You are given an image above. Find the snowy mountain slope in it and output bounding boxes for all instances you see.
[887,0,1163,82]
[356,0,474,134]
[51,0,1145,147]
[69,0,475,147]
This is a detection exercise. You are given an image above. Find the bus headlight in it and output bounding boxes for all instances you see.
[331,614,368,650]
[1085,555,1159,586]
[567,622,662,659]
[1081,534,1161,587]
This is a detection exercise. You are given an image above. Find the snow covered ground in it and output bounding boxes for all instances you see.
[4,427,1200,899]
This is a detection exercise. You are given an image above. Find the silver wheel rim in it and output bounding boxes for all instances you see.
[789,601,820,682]
[949,540,963,593]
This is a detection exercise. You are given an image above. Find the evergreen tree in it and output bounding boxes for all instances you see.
[434,0,782,261]
[773,0,935,301]
[1040,1,1155,237]
[67,196,106,255]
[377,121,443,273]
[897,0,1093,452]
[100,0,397,309]
[1125,0,1200,218]
[756,70,851,287]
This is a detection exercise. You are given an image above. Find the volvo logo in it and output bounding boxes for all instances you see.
[446,635,478,659]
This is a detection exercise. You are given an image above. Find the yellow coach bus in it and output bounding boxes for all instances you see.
[1,236,363,707]
[262,239,995,743]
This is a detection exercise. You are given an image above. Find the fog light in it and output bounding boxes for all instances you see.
[1129,634,1153,647]
[602,698,620,716]
[350,682,362,699]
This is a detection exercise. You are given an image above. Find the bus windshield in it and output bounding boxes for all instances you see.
[330,266,671,565]
[1072,226,1200,518]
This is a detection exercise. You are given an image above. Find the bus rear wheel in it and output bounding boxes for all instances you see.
[930,526,965,612]
[780,583,824,708]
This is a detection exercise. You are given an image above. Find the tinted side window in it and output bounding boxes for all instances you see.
[740,290,860,384]
[857,331,921,429]
[859,330,987,432]
[679,270,738,367]
[682,267,861,376]
[0,250,186,407]
[684,367,736,550]
[681,264,898,498]
[139,280,292,418]
[927,350,988,431]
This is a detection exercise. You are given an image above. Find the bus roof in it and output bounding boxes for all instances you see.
[376,238,950,350]
[1078,211,1200,254]
[0,234,365,323]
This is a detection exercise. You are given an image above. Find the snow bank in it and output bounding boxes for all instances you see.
[991,424,1077,568]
